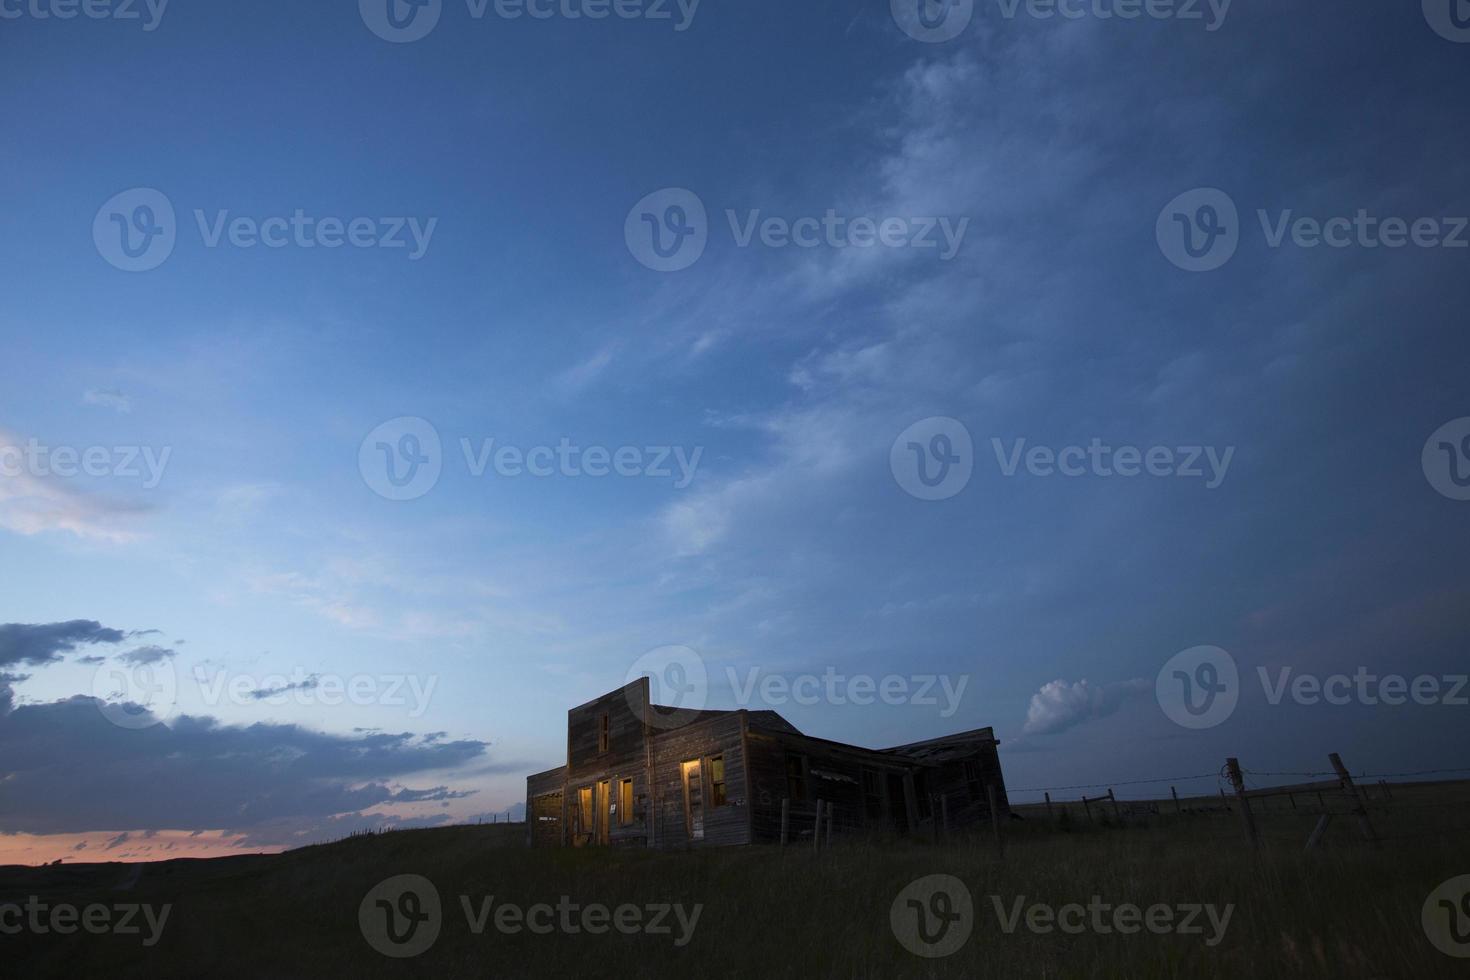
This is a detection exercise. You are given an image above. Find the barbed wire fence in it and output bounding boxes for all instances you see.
[1000,759,1470,853]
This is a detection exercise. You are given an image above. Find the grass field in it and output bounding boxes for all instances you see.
[3,781,1468,979]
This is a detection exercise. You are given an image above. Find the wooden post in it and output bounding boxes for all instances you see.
[779,798,789,847]
[813,799,823,853]
[825,801,833,847]
[1288,792,1296,811]
[1108,788,1122,824]
[1044,792,1053,820]
[987,785,1004,857]
[1316,790,1325,812]
[1171,786,1181,815]
[1304,813,1333,852]
[1328,753,1379,848]
[1082,796,1093,823]
[1224,758,1260,851]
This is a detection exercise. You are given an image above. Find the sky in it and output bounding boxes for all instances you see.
[2,0,1469,864]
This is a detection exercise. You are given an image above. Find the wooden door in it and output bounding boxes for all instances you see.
[681,760,705,841]
[596,779,611,844]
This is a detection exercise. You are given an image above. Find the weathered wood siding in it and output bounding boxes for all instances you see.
[646,712,749,847]
[526,766,567,847]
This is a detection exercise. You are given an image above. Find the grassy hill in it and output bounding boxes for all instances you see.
[3,784,1469,979]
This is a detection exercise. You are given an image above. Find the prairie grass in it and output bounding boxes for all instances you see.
[3,781,1467,979]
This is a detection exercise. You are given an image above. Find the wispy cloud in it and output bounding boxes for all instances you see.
[83,388,133,413]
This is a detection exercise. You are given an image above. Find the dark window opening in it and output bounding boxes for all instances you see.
[964,760,983,801]
[914,770,932,819]
[785,754,807,802]
[862,769,884,819]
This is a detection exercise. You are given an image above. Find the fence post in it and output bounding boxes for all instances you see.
[1108,788,1122,824]
[1045,792,1053,821]
[987,785,1004,857]
[825,801,834,847]
[1082,795,1093,824]
[1304,813,1333,852]
[813,799,823,853]
[1171,786,1181,815]
[1328,753,1379,848]
[1224,758,1260,851]
[780,798,789,847]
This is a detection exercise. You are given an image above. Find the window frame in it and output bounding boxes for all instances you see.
[709,755,727,807]
[618,777,635,826]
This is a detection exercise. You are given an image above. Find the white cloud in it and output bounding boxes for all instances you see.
[83,388,133,413]
[1022,677,1151,736]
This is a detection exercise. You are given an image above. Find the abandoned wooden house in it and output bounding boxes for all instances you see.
[525,677,1009,847]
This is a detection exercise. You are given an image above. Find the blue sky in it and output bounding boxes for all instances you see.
[2,1,1469,861]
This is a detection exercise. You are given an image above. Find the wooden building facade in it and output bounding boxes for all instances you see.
[526,678,1008,848]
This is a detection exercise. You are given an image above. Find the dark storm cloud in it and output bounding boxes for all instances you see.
[0,675,499,843]
[118,645,176,666]
[0,620,134,667]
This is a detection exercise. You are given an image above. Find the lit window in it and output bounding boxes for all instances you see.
[710,756,727,807]
[619,778,635,825]
[578,786,594,833]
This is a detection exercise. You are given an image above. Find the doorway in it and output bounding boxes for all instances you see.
[680,760,705,841]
